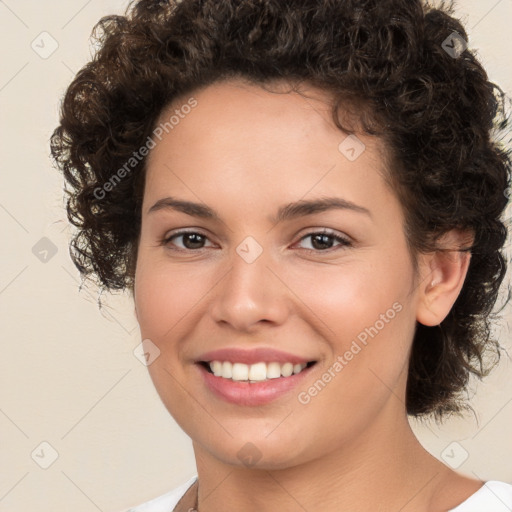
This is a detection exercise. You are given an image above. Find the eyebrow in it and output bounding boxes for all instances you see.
[147,196,372,223]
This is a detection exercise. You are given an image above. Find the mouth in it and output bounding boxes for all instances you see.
[198,360,317,383]
[196,359,318,406]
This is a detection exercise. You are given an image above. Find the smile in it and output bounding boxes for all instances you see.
[204,360,315,382]
[196,360,318,406]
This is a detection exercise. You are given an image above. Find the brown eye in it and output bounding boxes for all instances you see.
[162,231,213,250]
[297,230,352,252]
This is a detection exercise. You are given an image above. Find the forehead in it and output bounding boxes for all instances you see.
[142,78,394,220]
[147,78,388,173]
[153,79,336,151]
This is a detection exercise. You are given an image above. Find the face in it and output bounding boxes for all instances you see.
[134,79,423,469]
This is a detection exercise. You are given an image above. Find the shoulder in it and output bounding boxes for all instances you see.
[118,475,198,512]
[449,480,512,511]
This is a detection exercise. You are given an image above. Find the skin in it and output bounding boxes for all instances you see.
[133,79,482,511]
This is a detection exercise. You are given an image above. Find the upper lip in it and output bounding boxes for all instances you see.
[196,347,315,365]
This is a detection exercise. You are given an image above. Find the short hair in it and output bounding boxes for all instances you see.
[50,0,511,419]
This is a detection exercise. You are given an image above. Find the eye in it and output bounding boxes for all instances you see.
[295,229,352,252]
[160,228,352,253]
[161,230,215,251]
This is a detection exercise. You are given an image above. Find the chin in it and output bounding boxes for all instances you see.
[191,427,313,470]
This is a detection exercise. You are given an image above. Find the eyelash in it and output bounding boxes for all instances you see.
[159,228,352,254]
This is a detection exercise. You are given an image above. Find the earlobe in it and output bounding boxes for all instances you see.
[416,230,473,327]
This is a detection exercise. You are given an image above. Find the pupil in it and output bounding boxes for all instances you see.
[312,234,332,250]
[184,233,204,249]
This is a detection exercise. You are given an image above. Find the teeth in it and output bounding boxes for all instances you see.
[211,361,222,377]
[248,362,266,381]
[232,362,249,381]
[266,362,281,379]
[208,360,309,381]
[281,362,294,377]
[221,361,232,378]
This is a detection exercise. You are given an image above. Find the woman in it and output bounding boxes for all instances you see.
[51,0,512,510]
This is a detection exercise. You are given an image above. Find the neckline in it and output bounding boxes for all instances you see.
[173,478,509,511]
[448,480,497,511]
[172,478,198,511]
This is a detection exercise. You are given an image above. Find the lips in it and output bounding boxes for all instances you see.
[194,347,318,406]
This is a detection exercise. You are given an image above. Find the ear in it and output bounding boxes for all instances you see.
[416,229,473,327]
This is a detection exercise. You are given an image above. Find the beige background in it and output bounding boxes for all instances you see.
[0,1,511,511]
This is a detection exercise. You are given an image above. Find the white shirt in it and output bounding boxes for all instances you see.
[121,476,512,511]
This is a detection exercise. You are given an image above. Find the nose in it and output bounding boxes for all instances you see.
[209,242,290,332]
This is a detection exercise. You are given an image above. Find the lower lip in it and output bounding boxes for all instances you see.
[196,363,315,406]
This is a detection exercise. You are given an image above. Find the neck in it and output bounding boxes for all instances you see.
[191,403,451,512]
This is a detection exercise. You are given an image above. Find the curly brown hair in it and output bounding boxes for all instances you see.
[50,0,511,419]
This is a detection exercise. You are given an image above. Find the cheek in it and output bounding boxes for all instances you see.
[285,252,410,342]
[134,253,214,341]
[286,252,415,400]
[133,254,208,423]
